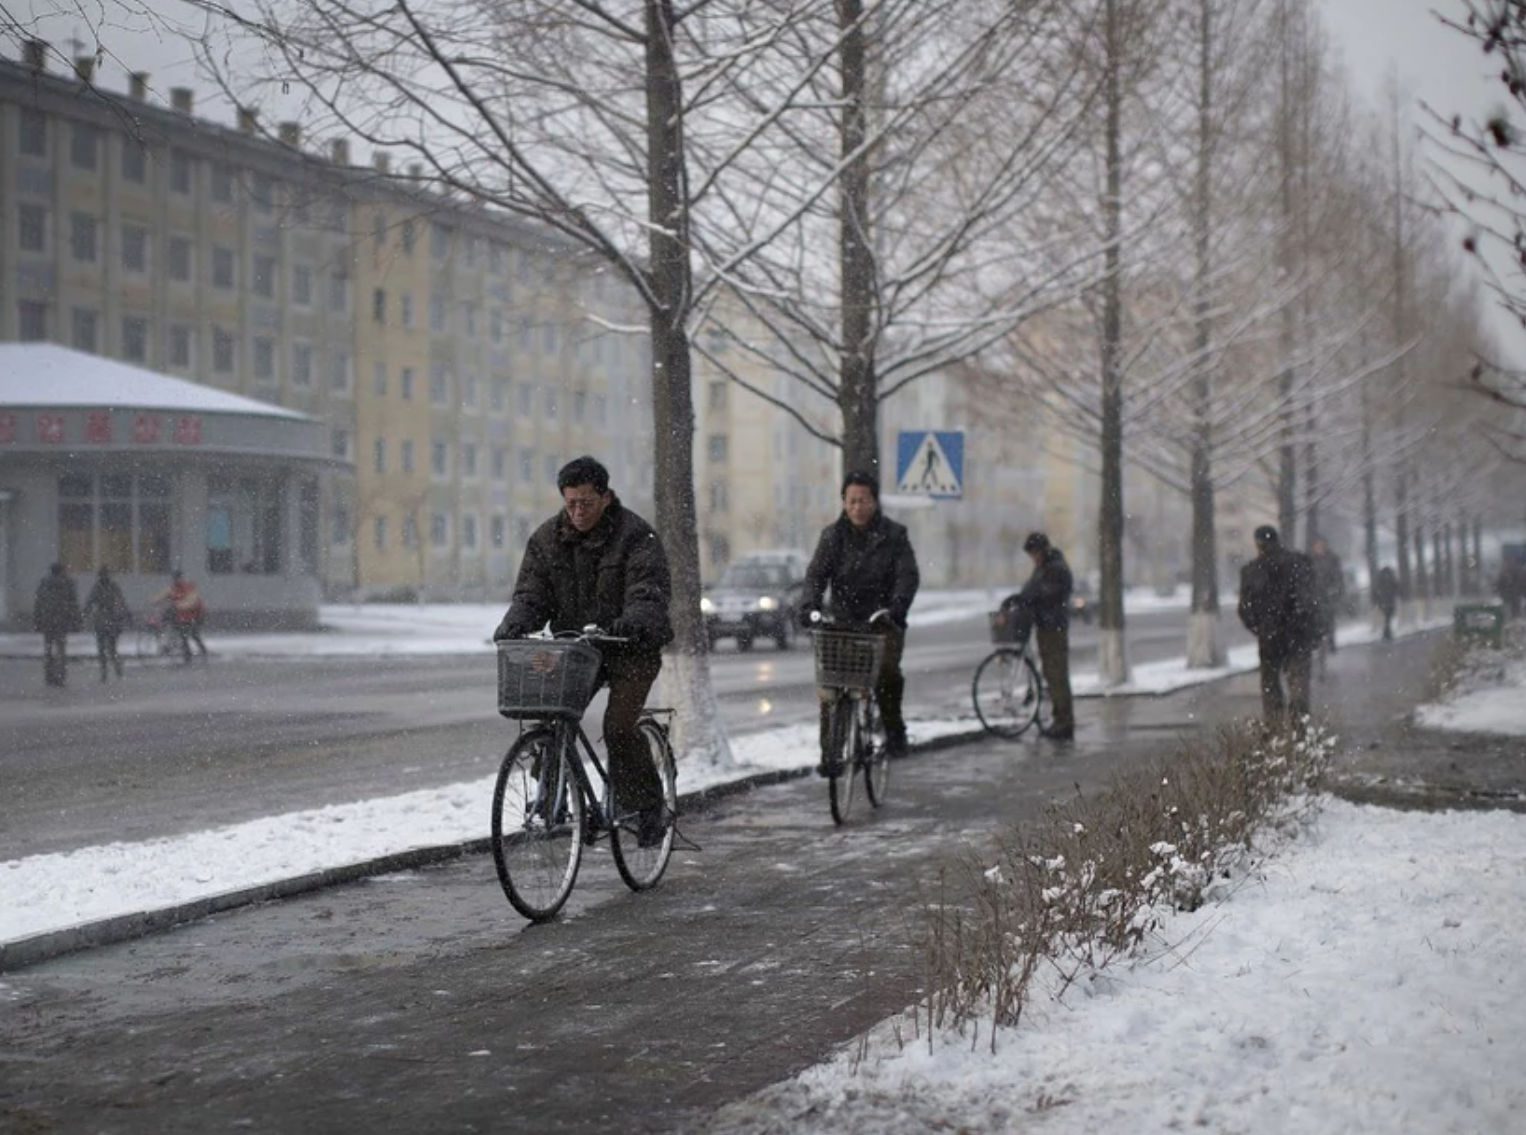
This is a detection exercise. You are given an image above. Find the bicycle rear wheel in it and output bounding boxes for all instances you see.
[491,728,584,922]
[972,648,1042,738]
[610,719,678,892]
[862,699,889,808]
[828,698,863,825]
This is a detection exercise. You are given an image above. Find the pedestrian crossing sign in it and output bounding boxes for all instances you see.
[895,431,964,499]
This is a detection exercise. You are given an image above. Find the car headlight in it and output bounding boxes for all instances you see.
[756,596,778,611]
[700,596,715,614]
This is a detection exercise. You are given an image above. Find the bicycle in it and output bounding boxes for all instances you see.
[489,629,678,922]
[971,606,1053,739]
[134,605,177,663]
[810,612,891,826]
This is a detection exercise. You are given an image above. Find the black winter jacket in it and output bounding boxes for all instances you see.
[801,512,920,628]
[1237,546,1319,656]
[1007,548,1073,632]
[34,572,81,636]
[84,576,131,634]
[495,496,673,656]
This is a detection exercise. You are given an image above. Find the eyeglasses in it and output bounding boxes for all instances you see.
[564,495,603,513]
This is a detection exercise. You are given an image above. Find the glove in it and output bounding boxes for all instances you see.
[608,617,641,643]
[492,614,524,642]
[798,607,819,629]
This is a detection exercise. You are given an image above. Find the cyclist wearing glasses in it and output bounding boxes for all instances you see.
[492,456,674,844]
[799,471,920,772]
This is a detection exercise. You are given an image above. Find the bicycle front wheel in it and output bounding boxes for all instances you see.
[972,648,1042,739]
[828,698,863,825]
[610,718,678,892]
[491,728,585,922]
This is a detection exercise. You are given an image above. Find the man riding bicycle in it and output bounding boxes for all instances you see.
[492,456,674,846]
[799,471,920,774]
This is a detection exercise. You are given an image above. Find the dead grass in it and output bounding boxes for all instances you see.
[914,719,1335,1049]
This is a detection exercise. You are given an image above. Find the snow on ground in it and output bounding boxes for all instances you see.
[0,715,977,949]
[718,800,1526,1135]
[1413,652,1526,738]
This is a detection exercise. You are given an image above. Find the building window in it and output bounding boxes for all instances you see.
[429,365,449,406]
[170,149,193,195]
[332,429,351,461]
[292,264,312,306]
[72,308,99,353]
[708,435,728,462]
[329,271,350,315]
[206,475,284,574]
[519,449,534,481]
[401,218,416,254]
[463,443,478,478]
[372,288,386,324]
[401,293,415,328]
[491,379,508,413]
[401,439,414,473]
[122,316,149,363]
[332,504,351,545]
[431,222,451,261]
[70,122,99,170]
[429,293,445,333]
[18,203,47,253]
[292,343,313,386]
[70,213,98,262]
[709,479,729,513]
[542,323,558,353]
[212,246,235,289]
[58,472,172,575]
[518,383,534,416]
[431,441,448,477]
[491,515,505,548]
[492,447,506,478]
[212,327,235,374]
[463,302,477,337]
[708,381,727,412]
[330,351,352,395]
[574,390,587,422]
[18,300,48,341]
[18,107,46,157]
[250,173,274,213]
[169,325,194,369]
[489,242,504,275]
[121,142,147,183]
[210,163,234,203]
[373,362,388,397]
[401,367,415,400]
[252,336,275,382]
[374,438,387,474]
[402,516,419,548]
[121,224,150,274]
[544,454,559,484]
[462,375,478,407]
[463,514,478,549]
[545,388,559,420]
[372,210,386,250]
[431,512,449,547]
[167,236,192,282]
[374,516,387,551]
[252,255,276,298]
[491,310,504,344]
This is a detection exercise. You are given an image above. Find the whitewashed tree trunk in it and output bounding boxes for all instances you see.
[1186,611,1222,669]
[659,649,733,773]
[1098,626,1130,688]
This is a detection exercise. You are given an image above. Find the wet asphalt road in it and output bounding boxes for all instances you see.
[0,631,1459,1134]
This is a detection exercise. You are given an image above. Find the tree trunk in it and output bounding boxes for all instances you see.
[1412,520,1429,600]
[1275,0,1298,545]
[1436,525,1449,597]
[837,0,879,482]
[1097,0,1129,687]
[1455,519,1469,595]
[1395,468,1412,601]
[1303,401,1319,546]
[645,0,728,767]
[1361,381,1379,589]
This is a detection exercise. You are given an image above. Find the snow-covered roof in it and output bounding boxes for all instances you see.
[0,344,310,420]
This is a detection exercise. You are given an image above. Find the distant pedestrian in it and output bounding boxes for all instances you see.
[1002,532,1075,741]
[1372,566,1398,641]
[83,566,131,681]
[153,569,208,663]
[1237,526,1319,726]
[1309,536,1344,673]
[33,562,82,687]
[1498,560,1524,620]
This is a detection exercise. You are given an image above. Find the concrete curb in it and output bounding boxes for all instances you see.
[0,728,989,974]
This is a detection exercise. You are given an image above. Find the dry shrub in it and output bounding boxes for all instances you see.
[916,719,1335,1049]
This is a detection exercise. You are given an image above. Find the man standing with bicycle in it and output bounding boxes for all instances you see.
[492,456,674,846]
[799,471,920,774]
[1003,532,1075,741]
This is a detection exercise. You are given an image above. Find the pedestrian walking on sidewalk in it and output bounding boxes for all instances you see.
[1309,536,1344,676]
[153,570,208,663]
[1237,526,1319,725]
[1372,565,1398,641]
[1001,532,1075,740]
[33,562,82,687]
[83,566,131,681]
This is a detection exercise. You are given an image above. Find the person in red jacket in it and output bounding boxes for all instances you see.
[153,569,208,663]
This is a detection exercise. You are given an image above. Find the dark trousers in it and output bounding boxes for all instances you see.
[1036,626,1074,733]
[95,629,124,678]
[42,632,68,686]
[1258,643,1312,723]
[175,620,207,662]
[818,624,907,755]
[1379,608,1394,641]
[603,652,663,814]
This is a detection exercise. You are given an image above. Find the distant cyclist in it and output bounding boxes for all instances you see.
[492,455,674,846]
[1001,531,1075,740]
[799,471,920,771]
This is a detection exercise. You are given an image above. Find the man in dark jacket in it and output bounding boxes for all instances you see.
[800,471,920,771]
[34,562,82,687]
[493,456,673,845]
[1372,565,1398,641]
[1003,532,1075,740]
[83,566,131,681]
[1237,525,1319,724]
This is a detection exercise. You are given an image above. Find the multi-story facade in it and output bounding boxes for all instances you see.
[0,47,657,599]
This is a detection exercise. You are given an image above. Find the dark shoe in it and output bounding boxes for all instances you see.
[884,730,908,758]
[636,805,671,849]
[1046,726,1075,741]
[816,760,840,778]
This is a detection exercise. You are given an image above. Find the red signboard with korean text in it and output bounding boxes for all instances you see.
[172,416,202,445]
[0,412,15,444]
[85,411,113,444]
[132,414,161,444]
[36,414,65,444]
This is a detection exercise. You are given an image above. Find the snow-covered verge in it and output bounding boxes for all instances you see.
[0,716,977,951]
[707,799,1526,1135]
[1413,631,1526,737]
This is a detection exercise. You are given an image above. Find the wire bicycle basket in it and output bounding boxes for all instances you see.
[496,639,602,720]
[812,630,886,691]
[988,606,1033,646]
